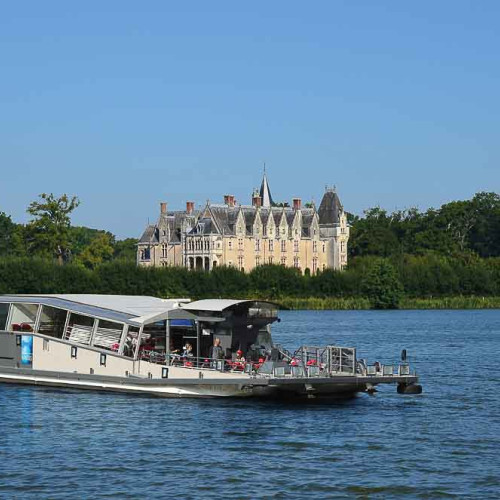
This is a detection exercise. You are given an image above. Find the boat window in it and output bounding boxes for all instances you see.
[64,313,94,345]
[38,306,68,339]
[9,303,39,332]
[0,303,9,330]
[123,326,139,358]
[248,307,278,319]
[139,321,167,363]
[255,327,273,350]
[93,320,123,353]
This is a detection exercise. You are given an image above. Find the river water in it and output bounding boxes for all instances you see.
[0,310,499,499]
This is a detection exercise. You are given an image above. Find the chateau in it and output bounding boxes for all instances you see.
[137,173,349,273]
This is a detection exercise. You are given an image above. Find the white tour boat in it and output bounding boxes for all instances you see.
[0,294,421,399]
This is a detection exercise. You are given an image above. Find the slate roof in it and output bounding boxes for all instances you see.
[189,218,217,235]
[259,208,271,226]
[272,208,283,226]
[139,183,344,245]
[259,172,275,207]
[318,190,342,225]
[138,225,158,244]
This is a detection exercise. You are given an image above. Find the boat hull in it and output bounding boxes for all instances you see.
[0,367,418,399]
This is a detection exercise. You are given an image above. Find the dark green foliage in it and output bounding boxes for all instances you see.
[0,212,26,257]
[113,238,139,263]
[26,193,80,262]
[69,226,111,256]
[0,257,497,305]
[349,192,500,259]
[209,266,248,298]
[249,265,303,299]
[361,259,403,309]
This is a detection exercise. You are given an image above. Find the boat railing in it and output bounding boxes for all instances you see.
[290,345,357,376]
[362,362,412,377]
[138,351,261,374]
[138,347,415,379]
[273,343,294,361]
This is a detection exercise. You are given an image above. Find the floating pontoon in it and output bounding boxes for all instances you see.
[0,295,420,399]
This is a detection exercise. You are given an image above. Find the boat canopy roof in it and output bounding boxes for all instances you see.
[0,294,196,327]
[0,295,278,327]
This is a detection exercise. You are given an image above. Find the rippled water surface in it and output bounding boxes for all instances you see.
[1,310,499,499]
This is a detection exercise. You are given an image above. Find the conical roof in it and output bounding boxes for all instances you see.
[259,172,275,207]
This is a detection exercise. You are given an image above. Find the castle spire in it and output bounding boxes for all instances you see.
[259,169,274,208]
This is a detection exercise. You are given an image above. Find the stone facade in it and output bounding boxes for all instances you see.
[137,174,349,273]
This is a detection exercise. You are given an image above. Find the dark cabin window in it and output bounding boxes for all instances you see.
[0,303,9,330]
[38,306,68,339]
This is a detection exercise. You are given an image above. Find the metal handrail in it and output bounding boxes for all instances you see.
[138,350,260,374]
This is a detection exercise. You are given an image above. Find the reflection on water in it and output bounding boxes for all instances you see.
[0,310,499,499]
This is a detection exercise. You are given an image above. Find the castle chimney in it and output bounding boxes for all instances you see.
[224,194,235,207]
[252,195,262,208]
[160,202,167,214]
[186,201,195,214]
[293,198,302,210]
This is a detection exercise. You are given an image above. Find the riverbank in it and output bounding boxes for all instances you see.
[278,296,500,310]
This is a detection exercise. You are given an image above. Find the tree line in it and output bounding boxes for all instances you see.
[348,192,500,259]
[0,194,137,268]
[0,191,499,308]
[0,255,498,309]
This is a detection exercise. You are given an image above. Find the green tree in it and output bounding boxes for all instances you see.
[0,212,26,257]
[361,259,403,309]
[69,226,109,256]
[77,233,115,269]
[468,192,500,257]
[26,193,80,263]
[113,238,139,263]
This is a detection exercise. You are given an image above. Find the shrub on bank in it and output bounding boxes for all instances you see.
[0,256,498,309]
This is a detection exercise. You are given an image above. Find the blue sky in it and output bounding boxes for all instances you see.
[1,1,498,238]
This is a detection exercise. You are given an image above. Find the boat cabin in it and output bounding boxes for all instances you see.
[0,295,279,372]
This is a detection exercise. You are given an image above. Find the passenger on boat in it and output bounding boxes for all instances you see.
[209,338,224,360]
[182,343,194,358]
[142,336,155,352]
[231,349,246,371]
[123,336,134,357]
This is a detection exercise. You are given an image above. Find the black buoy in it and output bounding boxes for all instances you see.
[397,383,423,395]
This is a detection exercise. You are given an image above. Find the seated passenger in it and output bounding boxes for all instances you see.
[235,350,245,363]
[182,343,194,358]
[141,336,155,352]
